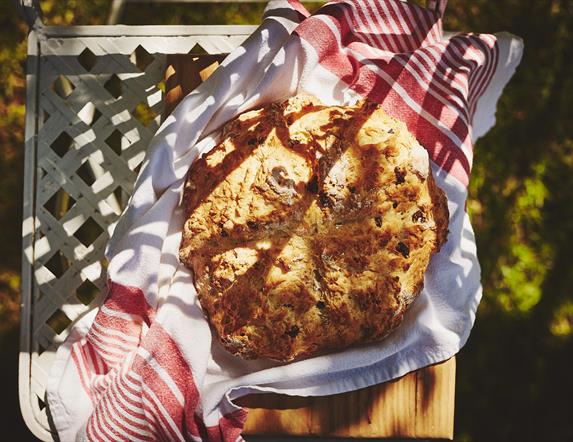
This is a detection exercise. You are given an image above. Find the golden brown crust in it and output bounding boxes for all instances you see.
[179,95,449,361]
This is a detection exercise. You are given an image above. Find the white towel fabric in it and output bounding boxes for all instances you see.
[47,1,523,440]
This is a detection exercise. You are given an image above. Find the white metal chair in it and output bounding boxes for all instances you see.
[18,1,459,440]
[16,1,256,439]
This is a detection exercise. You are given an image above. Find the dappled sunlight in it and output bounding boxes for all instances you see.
[2,0,573,441]
[549,300,573,338]
[471,159,553,315]
[0,270,20,335]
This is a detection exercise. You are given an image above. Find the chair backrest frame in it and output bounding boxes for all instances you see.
[19,21,255,441]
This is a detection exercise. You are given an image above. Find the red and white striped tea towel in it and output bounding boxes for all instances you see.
[47,1,523,440]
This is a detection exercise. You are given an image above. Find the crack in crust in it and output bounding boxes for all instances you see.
[179,95,449,362]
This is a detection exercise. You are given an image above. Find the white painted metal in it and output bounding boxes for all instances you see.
[39,24,259,37]
[19,22,253,440]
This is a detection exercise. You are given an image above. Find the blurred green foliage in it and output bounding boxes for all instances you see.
[1,1,572,441]
[445,1,573,440]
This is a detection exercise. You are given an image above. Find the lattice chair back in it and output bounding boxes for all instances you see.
[17,1,255,439]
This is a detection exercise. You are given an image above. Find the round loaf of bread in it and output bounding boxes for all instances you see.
[179,95,449,361]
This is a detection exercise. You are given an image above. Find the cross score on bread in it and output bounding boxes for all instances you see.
[179,95,448,362]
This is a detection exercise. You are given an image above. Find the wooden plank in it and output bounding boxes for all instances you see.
[164,54,226,116]
[164,53,456,439]
[237,358,455,439]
